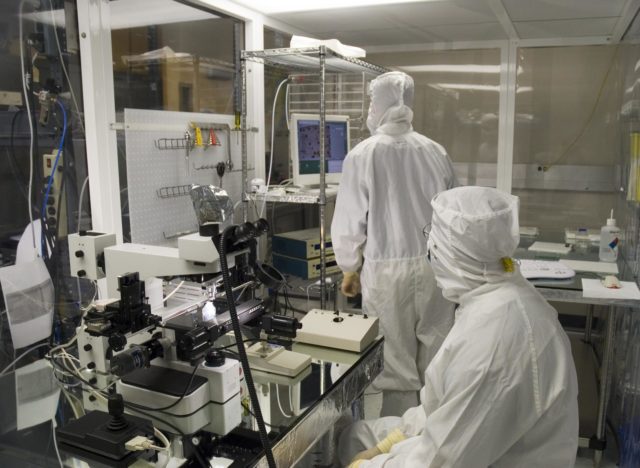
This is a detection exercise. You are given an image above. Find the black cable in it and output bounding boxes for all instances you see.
[49,353,188,437]
[123,403,185,437]
[123,363,200,412]
[192,443,210,468]
[219,229,276,468]
[7,109,30,200]
[275,301,307,315]
[214,339,263,351]
[9,107,26,176]
[76,384,187,437]
[49,347,209,425]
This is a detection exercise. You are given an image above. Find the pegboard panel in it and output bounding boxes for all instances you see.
[124,109,254,246]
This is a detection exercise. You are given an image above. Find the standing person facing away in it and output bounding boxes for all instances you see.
[339,186,579,468]
[331,71,458,416]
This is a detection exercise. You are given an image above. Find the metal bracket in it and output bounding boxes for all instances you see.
[232,127,259,133]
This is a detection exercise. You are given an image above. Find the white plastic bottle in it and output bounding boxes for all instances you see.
[599,209,621,262]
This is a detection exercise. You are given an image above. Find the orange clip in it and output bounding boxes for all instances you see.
[209,128,217,146]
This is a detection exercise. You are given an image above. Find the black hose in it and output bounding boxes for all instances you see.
[218,227,276,468]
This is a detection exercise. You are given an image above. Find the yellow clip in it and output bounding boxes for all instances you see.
[194,126,203,147]
[501,257,514,273]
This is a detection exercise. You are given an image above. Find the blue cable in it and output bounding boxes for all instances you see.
[41,100,67,258]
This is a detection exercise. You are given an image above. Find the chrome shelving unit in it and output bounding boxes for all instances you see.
[240,46,388,308]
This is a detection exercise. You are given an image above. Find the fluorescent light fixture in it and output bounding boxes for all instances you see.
[399,65,502,74]
[232,0,430,14]
[24,0,216,30]
[398,64,523,75]
[429,83,532,93]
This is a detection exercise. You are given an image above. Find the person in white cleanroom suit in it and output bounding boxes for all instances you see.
[338,186,579,468]
[331,71,458,417]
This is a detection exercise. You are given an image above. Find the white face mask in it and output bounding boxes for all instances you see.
[427,232,483,303]
[366,99,378,134]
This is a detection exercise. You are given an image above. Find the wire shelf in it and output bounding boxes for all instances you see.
[155,137,194,151]
[242,47,389,76]
[246,191,337,205]
[156,184,192,199]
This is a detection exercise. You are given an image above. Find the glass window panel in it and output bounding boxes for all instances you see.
[513,45,622,235]
[110,0,244,241]
[111,2,243,114]
[368,48,501,186]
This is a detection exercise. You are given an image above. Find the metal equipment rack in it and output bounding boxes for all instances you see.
[239,46,388,308]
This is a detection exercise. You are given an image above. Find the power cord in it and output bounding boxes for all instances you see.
[261,77,289,218]
[219,227,276,468]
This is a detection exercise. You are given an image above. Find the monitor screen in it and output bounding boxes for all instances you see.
[296,118,349,175]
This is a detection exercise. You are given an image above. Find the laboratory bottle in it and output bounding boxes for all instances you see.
[599,209,621,262]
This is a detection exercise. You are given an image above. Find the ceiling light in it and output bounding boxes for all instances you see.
[231,0,431,14]
[398,64,524,75]
[429,83,532,93]
[399,65,502,74]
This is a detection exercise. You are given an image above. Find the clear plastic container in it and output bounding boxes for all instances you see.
[575,228,590,253]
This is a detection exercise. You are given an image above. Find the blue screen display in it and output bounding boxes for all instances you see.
[297,119,348,175]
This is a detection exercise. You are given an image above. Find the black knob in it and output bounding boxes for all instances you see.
[46,198,55,206]
[255,218,269,235]
[108,333,127,353]
[75,250,84,258]
[48,207,56,216]
[83,344,92,351]
[88,395,96,402]
[87,362,96,370]
[205,349,225,367]
[77,270,86,277]
[107,393,128,431]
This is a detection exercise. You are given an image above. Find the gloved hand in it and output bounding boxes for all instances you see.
[341,271,361,297]
[349,446,381,466]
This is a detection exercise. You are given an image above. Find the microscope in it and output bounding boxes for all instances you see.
[58,185,306,467]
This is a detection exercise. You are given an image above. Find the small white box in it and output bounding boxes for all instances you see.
[296,309,379,352]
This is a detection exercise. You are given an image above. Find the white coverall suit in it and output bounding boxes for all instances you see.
[331,72,457,416]
[339,186,579,468]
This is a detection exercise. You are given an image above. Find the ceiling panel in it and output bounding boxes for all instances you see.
[423,22,508,41]
[329,27,442,47]
[265,0,634,48]
[514,17,619,39]
[274,8,391,33]
[503,0,626,22]
[380,1,495,27]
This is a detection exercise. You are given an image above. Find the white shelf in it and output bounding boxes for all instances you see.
[246,191,337,205]
[242,47,389,76]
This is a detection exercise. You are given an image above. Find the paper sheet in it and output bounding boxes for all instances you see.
[528,241,572,255]
[0,257,54,348]
[582,278,640,300]
[519,259,575,280]
[560,259,619,275]
[15,360,60,430]
[290,35,366,58]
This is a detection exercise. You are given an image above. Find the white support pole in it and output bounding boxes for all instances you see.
[612,0,640,43]
[245,18,266,182]
[496,40,517,193]
[77,0,123,242]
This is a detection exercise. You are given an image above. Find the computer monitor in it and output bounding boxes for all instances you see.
[290,113,350,187]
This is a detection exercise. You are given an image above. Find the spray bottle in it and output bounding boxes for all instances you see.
[599,209,621,262]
